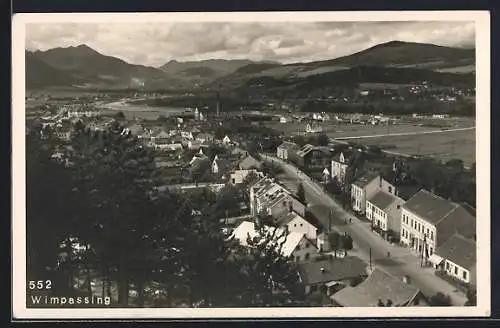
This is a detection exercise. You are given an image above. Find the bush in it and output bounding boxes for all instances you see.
[429,292,452,306]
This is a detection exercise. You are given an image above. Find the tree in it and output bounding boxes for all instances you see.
[114,111,126,119]
[377,299,385,307]
[465,289,477,306]
[343,234,354,251]
[296,183,306,204]
[26,131,76,291]
[429,292,452,306]
[317,134,329,147]
[328,232,341,257]
[261,161,283,178]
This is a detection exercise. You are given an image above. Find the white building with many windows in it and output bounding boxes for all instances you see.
[400,189,476,259]
[366,190,406,238]
[351,172,395,215]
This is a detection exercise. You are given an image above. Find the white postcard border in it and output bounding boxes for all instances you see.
[12,10,491,319]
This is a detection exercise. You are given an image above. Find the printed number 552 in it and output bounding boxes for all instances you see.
[28,280,52,290]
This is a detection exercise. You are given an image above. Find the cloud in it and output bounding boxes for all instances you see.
[25,21,475,66]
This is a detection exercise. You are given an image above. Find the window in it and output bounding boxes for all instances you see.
[300,223,303,227]
[397,204,401,209]
[296,244,301,250]
[454,266,458,275]
[431,231,434,240]
[463,271,468,280]
[294,224,297,227]
[388,186,392,193]
[305,253,310,260]
[296,256,300,262]
[446,262,450,270]
[426,228,429,236]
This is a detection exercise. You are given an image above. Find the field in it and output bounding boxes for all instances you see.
[266,117,476,166]
[266,116,474,139]
[354,129,476,166]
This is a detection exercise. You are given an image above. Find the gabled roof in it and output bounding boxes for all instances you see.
[213,158,234,173]
[297,257,367,285]
[352,172,380,188]
[296,144,315,157]
[436,234,476,270]
[154,130,170,138]
[368,191,398,211]
[332,268,421,307]
[402,189,459,225]
[278,141,300,151]
[196,132,214,139]
[274,211,319,230]
[239,155,262,170]
[229,221,306,257]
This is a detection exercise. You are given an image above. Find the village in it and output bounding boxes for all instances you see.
[26,98,477,308]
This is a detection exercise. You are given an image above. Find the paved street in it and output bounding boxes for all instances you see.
[262,154,468,306]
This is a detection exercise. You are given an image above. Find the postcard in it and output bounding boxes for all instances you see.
[12,10,490,319]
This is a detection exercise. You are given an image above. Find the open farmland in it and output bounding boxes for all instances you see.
[355,128,476,166]
[266,116,474,139]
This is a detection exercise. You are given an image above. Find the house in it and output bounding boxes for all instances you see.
[229,221,317,263]
[332,268,427,307]
[222,135,232,145]
[155,143,183,152]
[322,167,330,182]
[181,130,194,140]
[366,190,406,239]
[305,123,323,134]
[276,141,300,161]
[261,190,306,219]
[211,156,234,177]
[196,132,214,143]
[189,152,208,166]
[238,154,262,170]
[297,257,368,296]
[433,234,476,286]
[270,211,318,240]
[151,130,171,145]
[351,173,396,215]
[294,144,332,171]
[400,189,476,259]
[187,140,202,150]
[125,123,145,137]
[249,177,306,218]
[229,169,263,185]
[330,151,352,184]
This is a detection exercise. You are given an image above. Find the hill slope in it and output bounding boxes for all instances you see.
[28,44,185,89]
[212,41,475,91]
[25,51,81,89]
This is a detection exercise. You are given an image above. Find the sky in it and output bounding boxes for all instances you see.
[25,21,475,67]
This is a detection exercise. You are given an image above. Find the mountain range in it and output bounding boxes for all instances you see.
[25,41,475,91]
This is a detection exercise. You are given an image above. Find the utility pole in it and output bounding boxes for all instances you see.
[369,247,372,271]
[420,234,427,267]
[328,209,333,233]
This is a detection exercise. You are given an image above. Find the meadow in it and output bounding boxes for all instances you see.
[355,129,476,166]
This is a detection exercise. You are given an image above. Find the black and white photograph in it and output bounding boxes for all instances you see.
[12,11,490,319]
